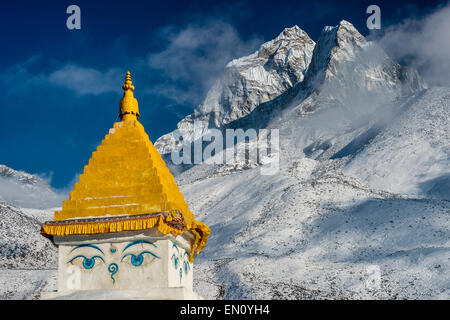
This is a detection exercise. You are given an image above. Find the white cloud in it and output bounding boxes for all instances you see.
[372,2,450,87]
[47,65,122,95]
[147,20,263,106]
[1,59,123,96]
[3,20,263,104]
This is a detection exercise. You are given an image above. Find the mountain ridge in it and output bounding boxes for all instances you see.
[155,25,316,154]
[0,164,65,209]
[155,20,425,157]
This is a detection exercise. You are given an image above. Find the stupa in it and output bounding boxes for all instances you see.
[40,71,210,300]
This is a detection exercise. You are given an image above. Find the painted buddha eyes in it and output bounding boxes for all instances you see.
[69,254,105,269]
[120,240,160,267]
[172,253,190,273]
[121,251,159,267]
[131,254,143,266]
[184,253,190,274]
[173,255,179,269]
[67,241,160,273]
[68,244,105,270]
[171,243,190,283]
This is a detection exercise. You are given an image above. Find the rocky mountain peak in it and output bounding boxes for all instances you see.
[303,20,370,86]
[0,165,39,186]
[155,21,425,156]
[155,25,316,153]
[301,20,424,102]
[262,25,313,48]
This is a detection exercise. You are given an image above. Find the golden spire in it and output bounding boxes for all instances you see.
[119,71,140,121]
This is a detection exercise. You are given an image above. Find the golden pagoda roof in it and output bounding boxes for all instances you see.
[41,71,209,261]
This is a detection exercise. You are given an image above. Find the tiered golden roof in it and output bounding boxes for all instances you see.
[41,71,209,260]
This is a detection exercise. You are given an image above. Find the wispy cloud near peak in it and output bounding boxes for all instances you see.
[147,20,263,107]
[1,59,123,96]
[372,2,450,87]
[47,65,122,95]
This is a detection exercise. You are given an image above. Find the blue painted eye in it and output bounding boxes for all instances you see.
[130,254,143,266]
[122,251,159,267]
[172,254,179,269]
[183,252,190,275]
[184,261,190,275]
[68,255,104,270]
[83,257,95,269]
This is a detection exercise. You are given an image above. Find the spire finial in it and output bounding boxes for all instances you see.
[122,71,135,92]
[119,71,140,121]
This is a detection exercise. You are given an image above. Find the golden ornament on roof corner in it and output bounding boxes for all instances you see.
[41,71,210,261]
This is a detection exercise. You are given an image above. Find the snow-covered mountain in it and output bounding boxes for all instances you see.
[157,20,449,299]
[155,25,316,154]
[0,203,56,270]
[155,21,424,156]
[0,20,448,299]
[0,165,58,299]
[184,160,449,299]
[343,87,450,198]
[0,165,65,209]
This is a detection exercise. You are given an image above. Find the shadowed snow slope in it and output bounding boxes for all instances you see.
[164,21,448,299]
[343,87,450,197]
[183,161,449,299]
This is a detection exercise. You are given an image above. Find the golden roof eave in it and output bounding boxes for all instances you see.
[41,210,210,262]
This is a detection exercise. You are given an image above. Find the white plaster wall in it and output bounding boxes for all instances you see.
[57,237,192,292]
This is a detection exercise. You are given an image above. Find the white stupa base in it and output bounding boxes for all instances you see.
[40,287,203,300]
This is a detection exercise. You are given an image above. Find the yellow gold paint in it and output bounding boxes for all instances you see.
[119,71,140,121]
[41,71,210,259]
[54,119,195,221]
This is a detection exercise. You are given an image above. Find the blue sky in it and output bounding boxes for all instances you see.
[0,0,446,189]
